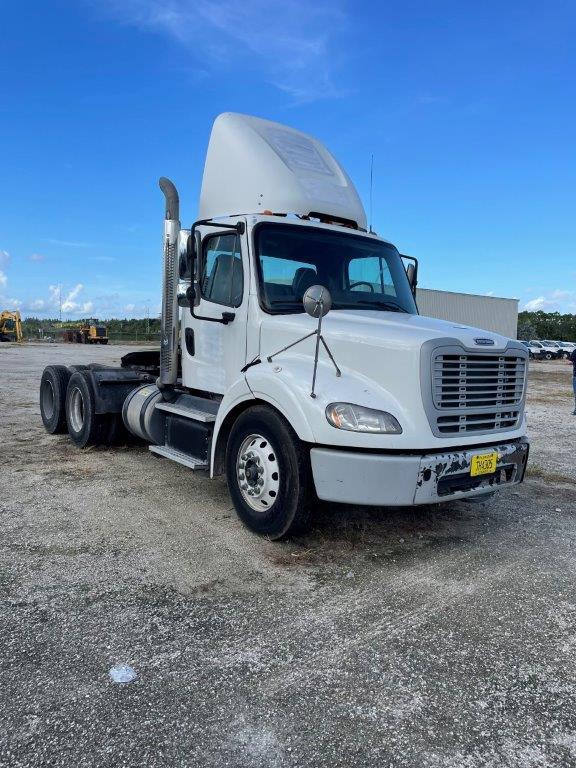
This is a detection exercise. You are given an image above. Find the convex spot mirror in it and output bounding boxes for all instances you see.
[303,285,332,318]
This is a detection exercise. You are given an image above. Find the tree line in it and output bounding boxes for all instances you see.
[517,311,576,342]
[19,311,576,343]
[21,317,161,341]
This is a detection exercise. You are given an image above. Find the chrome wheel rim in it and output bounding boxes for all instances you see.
[41,379,55,420]
[236,433,280,512]
[69,387,85,433]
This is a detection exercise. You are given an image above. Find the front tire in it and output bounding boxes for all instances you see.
[226,406,312,539]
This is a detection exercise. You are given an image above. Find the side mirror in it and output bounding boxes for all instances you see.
[303,285,332,318]
[178,229,193,280]
[402,255,418,297]
[406,263,416,287]
[194,230,202,275]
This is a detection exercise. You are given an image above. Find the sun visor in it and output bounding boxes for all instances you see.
[198,113,367,229]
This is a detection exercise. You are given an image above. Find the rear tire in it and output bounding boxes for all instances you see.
[65,371,113,448]
[40,365,71,434]
[226,405,312,540]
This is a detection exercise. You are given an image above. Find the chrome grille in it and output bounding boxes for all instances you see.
[430,349,527,435]
[436,410,521,434]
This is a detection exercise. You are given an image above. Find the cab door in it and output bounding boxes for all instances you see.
[181,226,248,394]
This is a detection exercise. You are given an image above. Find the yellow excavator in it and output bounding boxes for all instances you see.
[0,310,23,342]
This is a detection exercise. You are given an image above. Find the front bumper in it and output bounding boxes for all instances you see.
[310,438,529,506]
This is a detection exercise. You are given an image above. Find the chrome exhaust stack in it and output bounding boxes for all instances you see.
[158,177,180,391]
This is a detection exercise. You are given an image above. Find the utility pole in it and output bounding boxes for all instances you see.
[59,285,62,323]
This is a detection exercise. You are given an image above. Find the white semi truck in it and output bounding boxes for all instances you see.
[39,113,529,539]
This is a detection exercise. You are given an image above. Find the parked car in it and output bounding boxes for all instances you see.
[553,341,576,359]
[521,340,545,359]
[530,340,562,360]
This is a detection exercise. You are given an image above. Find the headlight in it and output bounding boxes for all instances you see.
[325,403,402,434]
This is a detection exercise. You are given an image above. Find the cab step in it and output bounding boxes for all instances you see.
[155,393,219,423]
[149,444,208,470]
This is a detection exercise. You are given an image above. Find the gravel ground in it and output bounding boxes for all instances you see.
[0,343,575,768]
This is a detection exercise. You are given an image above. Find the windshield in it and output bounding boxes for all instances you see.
[255,224,418,315]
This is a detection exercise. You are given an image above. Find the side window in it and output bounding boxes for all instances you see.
[348,256,396,296]
[201,233,244,307]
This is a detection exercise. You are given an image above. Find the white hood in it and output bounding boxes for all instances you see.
[259,310,514,363]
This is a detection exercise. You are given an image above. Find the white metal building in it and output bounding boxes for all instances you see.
[416,288,518,339]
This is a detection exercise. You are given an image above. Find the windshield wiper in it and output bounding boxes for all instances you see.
[335,299,409,313]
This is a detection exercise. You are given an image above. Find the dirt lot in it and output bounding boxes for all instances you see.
[1,343,575,768]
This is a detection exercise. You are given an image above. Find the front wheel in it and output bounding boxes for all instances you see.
[226,406,313,539]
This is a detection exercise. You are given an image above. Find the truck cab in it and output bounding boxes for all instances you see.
[40,113,529,539]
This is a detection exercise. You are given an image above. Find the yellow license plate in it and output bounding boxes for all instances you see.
[470,452,498,477]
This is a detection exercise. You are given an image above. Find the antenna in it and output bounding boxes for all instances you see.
[369,154,374,234]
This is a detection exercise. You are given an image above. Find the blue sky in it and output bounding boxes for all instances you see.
[1,0,575,318]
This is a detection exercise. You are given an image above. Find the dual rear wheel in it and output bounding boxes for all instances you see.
[39,366,121,447]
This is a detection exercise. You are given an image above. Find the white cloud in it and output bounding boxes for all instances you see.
[523,289,576,312]
[67,284,83,302]
[524,296,547,311]
[30,253,45,262]
[61,284,84,312]
[99,0,346,103]
[13,282,151,320]
[0,250,9,269]
[0,271,7,288]
[48,285,60,304]
[0,296,22,310]
[49,283,86,312]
